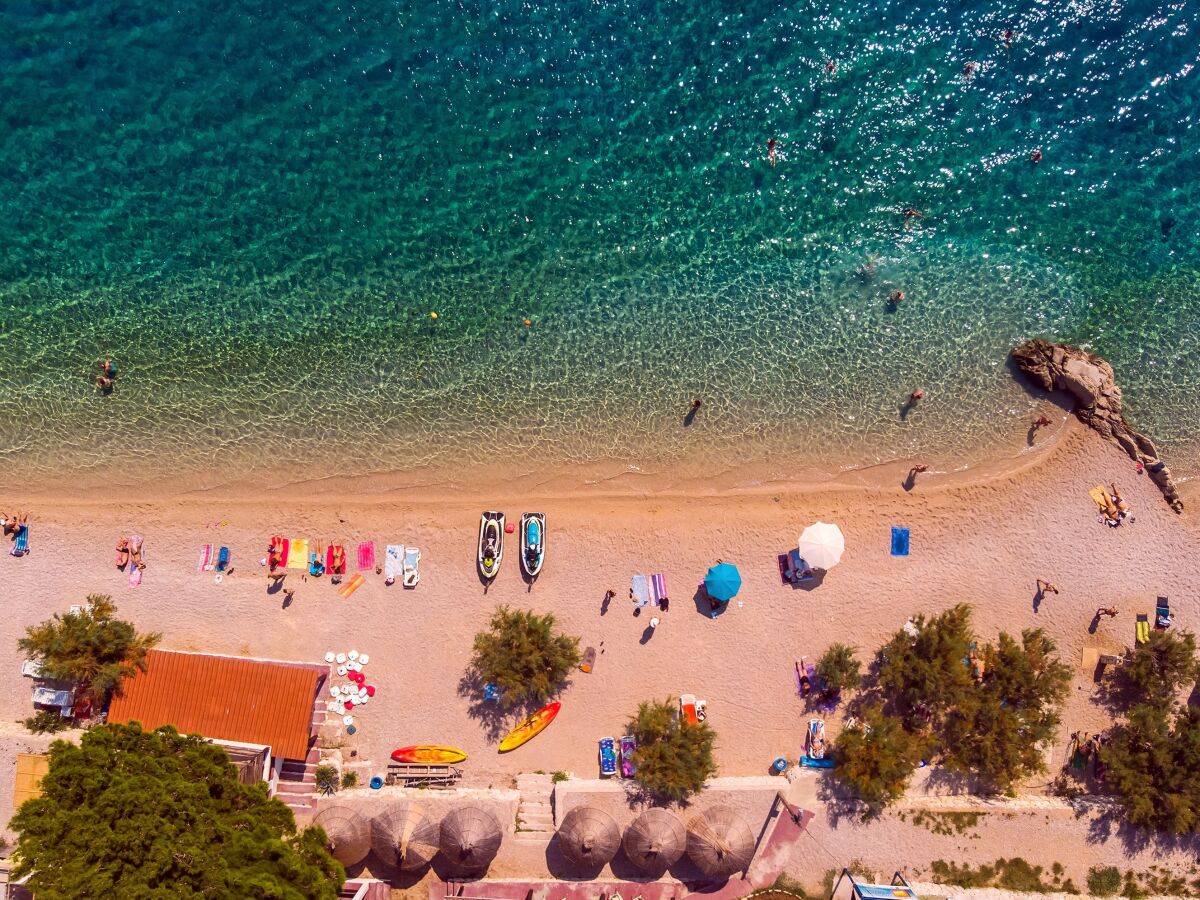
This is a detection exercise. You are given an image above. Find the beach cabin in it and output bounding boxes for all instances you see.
[829,869,920,900]
[107,649,328,815]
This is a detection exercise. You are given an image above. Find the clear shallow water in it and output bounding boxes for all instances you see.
[1,0,1198,486]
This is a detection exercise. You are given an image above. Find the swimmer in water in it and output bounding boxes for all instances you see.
[963,61,977,80]
[1030,149,1043,163]
[825,60,837,78]
[767,138,778,167]
[908,388,925,404]
[1002,29,1015,49]
[889,290,905,304]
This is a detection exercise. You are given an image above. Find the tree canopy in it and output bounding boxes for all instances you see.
[17,594,160,705]
[1100,631,1200,834]
[10,723,344,899]
[834,606,1070,802]
[470,605,580,705]
[628,698,716,801]
[815,643,862,699]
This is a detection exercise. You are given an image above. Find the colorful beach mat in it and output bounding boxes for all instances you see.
[357,541,375,572]
[197,543,215,572]
[891,526,910,557]
[288,539,309,570]
[338,573,365,599]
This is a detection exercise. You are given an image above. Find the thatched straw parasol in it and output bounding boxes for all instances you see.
[622,807,686,873]
[439,806,503,873]
[686,806,755,878]
[313,803,371,867]
[556,806,620,869]
[370,801,440,871]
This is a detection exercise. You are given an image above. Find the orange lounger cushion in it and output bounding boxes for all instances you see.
[338,573,365,599]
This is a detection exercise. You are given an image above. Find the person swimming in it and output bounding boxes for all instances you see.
[767,138,778,167]
[1030,149,1043,163]
[889,290,905,304]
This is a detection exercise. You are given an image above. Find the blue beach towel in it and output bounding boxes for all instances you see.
[216,546,230,571]
[891,526,910,557]
[11,525,29,557]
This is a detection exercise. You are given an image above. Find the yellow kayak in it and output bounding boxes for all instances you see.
[391,745,467,764]
[498,701,561,753]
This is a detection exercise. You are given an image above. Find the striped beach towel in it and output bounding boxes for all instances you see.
[197,544,215,573]
[288,539,309,570]
[357,541,376,572]
[650,573,668,606]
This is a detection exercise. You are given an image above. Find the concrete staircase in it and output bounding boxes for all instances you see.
[273,672,329,817]
[514,773,556,840]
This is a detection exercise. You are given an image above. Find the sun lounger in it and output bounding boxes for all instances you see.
[599,737,617,777]
[619,735,637,777]
[10,525,29,557]
[198,544,215,572]
[650,573,668,606]
[483,682,502,702]
[384,545,403,583]
[21,660,43,678]
[32,685,75,716]
[357,541,375,572]
[338,573,365,599]
[807,719,827,760]
[631,574,650,608]
[403,547,421,587]
[680,693,699,726]
[1135,614,1150,645]
[1155,597,1171,630]
[891,526,910,557]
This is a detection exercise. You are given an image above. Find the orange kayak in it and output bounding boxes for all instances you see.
[498,701,561,752]
[391,745,467,764]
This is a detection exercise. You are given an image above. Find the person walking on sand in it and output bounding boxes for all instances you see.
[908,463,928,481]
[1096,606,1118,619]
[1036,579,1059,598]
[767,138,778,167]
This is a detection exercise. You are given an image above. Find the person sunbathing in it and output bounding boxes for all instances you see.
[115,538,130,570]
[798,658,813,697]
[128,537,144,570]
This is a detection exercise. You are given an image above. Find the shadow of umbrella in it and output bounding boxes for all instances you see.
[556,806,621,874]
[622,807,686,876]
[439,806,503,877]
[686,806,755,880]
[371,801,440,873]
[313,803,371,868]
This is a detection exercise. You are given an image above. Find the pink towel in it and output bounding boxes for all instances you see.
[197,544,214,573]
[357,541,375,572]
[651,573,668,604]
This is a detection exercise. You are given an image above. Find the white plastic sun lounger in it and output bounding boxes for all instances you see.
[403,547,420,587]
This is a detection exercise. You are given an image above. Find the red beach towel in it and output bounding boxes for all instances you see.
[357,541,375,572]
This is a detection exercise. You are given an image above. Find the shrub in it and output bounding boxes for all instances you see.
[552,771,569,783]
[628,698,716,801]
[315,764,339,795]
[24,710,74,734]
[17,595,160,705]
[1088,867,1122,897]
[340,770,358,789]
[815,644,861,698]
[470,606,581,705]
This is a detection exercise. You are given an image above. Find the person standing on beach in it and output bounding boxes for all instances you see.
[1033,415,1051,429]
[908,463,928,480]
[1036,579,1059,598]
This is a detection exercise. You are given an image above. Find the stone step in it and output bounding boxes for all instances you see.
[517,773,554,787]
[513,830,553,841]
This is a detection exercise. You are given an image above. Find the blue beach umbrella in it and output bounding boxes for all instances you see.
[703,563,742,602]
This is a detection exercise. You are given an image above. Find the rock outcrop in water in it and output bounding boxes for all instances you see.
[1010,339,1183,513]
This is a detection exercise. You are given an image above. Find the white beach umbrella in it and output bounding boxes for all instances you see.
[798,521,845,570]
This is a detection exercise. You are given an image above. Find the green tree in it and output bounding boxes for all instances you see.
[876,604,975,730]
[815,643,862,699]
[470,606,580,705]
[943,630,1071,793]
[1117,630,1199,706]
[17,595,160,705]
[628,698,716,801]
[833,703,924,805]
[1104,703,1200,833]
[10,723,344,899]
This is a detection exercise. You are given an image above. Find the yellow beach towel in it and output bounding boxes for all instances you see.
[1089,485,1117,518]
[288,539,309,570]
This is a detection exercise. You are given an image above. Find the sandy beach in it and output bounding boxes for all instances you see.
[3,420,1199,888]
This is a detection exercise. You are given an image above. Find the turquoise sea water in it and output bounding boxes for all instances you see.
[1,0,1198,486]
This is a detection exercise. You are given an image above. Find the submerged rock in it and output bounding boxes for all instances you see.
[1010,339,1183,513]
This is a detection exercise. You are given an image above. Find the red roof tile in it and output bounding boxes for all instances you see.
[108,650,322,760]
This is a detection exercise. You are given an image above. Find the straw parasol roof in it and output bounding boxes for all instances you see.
[622,807,686,873]
[686,806,755,878]
[370,801,440,871]
[439,806,503,873]
[313,803,371,867]
[556,806,620,869]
